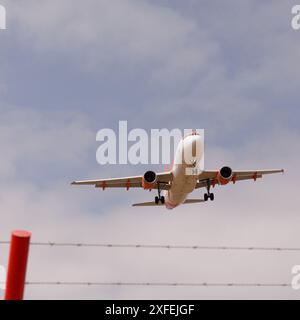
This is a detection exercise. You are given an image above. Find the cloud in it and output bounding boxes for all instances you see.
[0,105,94,180]
[9,0,217,85]
[3,0,298,137]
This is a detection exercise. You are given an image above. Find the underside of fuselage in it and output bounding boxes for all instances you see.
[164,164,199,209]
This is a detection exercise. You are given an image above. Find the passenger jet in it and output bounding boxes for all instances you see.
[71,132,284,209]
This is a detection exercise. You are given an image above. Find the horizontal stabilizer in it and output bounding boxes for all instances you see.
[132,199,205,207]
[183,199,205,204]
[132,201,164,207]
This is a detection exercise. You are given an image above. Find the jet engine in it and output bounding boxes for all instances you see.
[142,171,157,189]
[217,166,233,185]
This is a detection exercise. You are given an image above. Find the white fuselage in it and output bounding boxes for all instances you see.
[164,134,203,209]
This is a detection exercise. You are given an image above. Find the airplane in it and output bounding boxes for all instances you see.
[71,132,284,209]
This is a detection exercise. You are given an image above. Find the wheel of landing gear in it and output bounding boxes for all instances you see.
[210,193,214,201]
[155,196,159,204]
[204,193,209,201]
[160,196,165,204]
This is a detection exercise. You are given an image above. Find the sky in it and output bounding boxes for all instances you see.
[0,0,300,300]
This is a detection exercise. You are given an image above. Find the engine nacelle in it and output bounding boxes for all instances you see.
[217,166,233,185]
[142,171,157,189]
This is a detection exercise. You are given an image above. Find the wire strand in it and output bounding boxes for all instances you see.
[0,241,299,252]
[18,281,292,287]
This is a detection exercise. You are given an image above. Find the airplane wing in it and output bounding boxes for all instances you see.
[196,169,284,189]
[71,172,172,191]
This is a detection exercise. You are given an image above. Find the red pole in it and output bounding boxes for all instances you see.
[5,230,31,300]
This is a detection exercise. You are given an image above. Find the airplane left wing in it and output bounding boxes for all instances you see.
[196,169,284,189]
[71,172,172,190]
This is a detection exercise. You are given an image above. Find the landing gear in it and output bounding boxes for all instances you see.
[155,196,159,204]
[204,192,214,201]
[155,183,165,204]
[204,179,215,202]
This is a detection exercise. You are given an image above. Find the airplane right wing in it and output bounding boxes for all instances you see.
[195,168,284,189]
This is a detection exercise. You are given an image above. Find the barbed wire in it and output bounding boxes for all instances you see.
[17,281,292,287]
[0,241,299,252]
